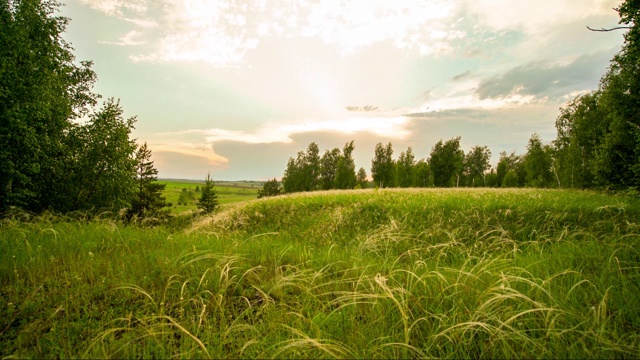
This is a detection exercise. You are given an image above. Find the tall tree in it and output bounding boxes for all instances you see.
[413,159,431,187]
[303,142,321,191]
[68,99,138,212]
[430,137,464,187]
[523,133,553,188]
[596,0,640,188]
[198,173,219,214]
[395,147,415,188]
[0,0,98,212]
[335,141,357,189]
[371,142,395,188]
[463,146,491,187]
[356,167,368,188]
[128,142,169,218]
[554,0,640,189]
[282,143,321,193]
[282,152,305,193]
[554,93,604,188]
[320,148,341,190]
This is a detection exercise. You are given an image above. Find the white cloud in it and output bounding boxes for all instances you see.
[80,0,621,66]
[99,30,145,46]
[160,116,410,145]
[79,0,148,17]
[148,141,228,165]
[463,0,614,35]
[79,0,466,64]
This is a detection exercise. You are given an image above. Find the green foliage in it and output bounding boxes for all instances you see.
[413,159,431,187]
[554,0,640,189]
[284,141,358,193]
[371,142,395,188]
[334,141,357,189]
[395,147,415,188]
[496,151,524,188]
[554,93,604,188]
[2,189,640,358]
[430,137,464,187]
[197,173,218,213]
[320,148,341,190]
[66,99,138,212]
[257,178,282,198]
[282,143,321,193]
[356,167,368,188]
[463,145,491,187]
[128,142,169,219]
[0,0,98,212]
[523,133,554,188]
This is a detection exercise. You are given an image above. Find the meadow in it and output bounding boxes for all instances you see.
[1,188,639,358]
[159,179,260,213]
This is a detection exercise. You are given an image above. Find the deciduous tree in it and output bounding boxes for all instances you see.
[258,178,282,198]
[320,148,341,190]
[523,133,553,188]
[463,146,491,187]
[356,167,368,188]
[430,137,464,187]
[371,142,395,188]
[69,99,138,212]
[335,141,357,189]
[0,0,98,212]
[395,147,415,188]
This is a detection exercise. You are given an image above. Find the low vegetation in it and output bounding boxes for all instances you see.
[1,189,639,358]
[160,180,260,213]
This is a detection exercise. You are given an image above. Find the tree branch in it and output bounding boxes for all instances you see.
[587,26,632,32]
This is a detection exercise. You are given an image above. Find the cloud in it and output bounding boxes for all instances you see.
[148,141,228,165]
[79,0,621,67]
[346,106,380,112]
[99,30,145,46]
[461,0,614,36]
[452,71,475,81]
[78,0,467,65]
[476,51,614,101]
[79,0,148,17]
[161,116,411,145]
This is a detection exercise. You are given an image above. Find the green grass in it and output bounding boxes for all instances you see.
[1,188,639,358]
[160,179,260,213]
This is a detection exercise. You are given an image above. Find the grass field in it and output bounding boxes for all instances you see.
[1,188,639,358]
[159,179,260,213]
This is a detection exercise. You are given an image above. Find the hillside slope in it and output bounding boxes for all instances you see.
[1,189,639,358]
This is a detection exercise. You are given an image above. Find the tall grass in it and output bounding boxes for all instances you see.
[1,188,639,358]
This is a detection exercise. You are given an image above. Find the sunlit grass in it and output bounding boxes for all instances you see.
[159,179,260,213]
[1,188,639,358]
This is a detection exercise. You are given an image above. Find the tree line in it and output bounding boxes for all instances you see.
[0,0,219,217]
[275,133,552,194]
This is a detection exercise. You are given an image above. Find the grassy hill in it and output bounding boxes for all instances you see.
[1,188,639,358]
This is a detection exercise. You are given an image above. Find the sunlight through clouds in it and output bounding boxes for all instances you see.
[160,116,410,145]
[79,0,464,64]
[70,0,624,179]
[149,141,229,165]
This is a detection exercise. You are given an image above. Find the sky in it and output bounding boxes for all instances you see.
[59,0,627,180]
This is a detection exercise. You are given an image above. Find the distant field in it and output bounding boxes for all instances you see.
[159,179,261,213]
[1,188,639,358]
